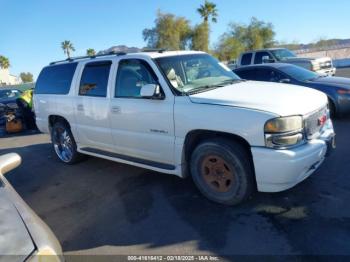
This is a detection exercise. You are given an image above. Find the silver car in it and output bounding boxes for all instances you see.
[0,153,63,262]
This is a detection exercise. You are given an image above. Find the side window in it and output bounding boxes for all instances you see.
[235,69,256,80]
[79,61,111,97]
[241,53,253,66]
[254,52,273,64]
[115,59,158,98]
[256,68,279,82]
[35,63,77,94]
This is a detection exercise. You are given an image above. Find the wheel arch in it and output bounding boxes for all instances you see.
[48,115,71,131]
[181,129,255,179]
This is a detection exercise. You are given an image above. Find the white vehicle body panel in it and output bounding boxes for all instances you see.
[189,81,327,117]
[33,51,334,193]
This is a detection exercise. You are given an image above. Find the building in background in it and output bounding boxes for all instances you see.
[0,68,22,86]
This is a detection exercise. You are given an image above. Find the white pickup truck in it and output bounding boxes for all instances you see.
[34,50,335,205]
[237,48,336,76]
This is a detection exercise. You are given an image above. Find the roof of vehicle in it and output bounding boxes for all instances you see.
[49,50,206,66]
[234,63,296,71]
[241,48,287,54]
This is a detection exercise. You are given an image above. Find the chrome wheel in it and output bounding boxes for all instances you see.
[53,126,74,162]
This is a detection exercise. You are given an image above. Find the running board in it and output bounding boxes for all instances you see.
[80,147,176,171]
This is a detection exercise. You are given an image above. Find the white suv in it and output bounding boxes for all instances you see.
[34,50,335,205]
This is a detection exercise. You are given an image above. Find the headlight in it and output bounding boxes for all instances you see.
[311,61,320,71]
[29,247,61,262]
[264,116,305,149]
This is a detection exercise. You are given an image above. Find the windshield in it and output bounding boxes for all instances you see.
[281,65,320,81]
[271,49,296,61]
[155,54,241,94]
[0,89,21,100]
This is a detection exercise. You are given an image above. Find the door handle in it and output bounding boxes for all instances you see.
[77,104,84,111]
[111,106,121,114]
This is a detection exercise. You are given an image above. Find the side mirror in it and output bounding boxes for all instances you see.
[262,56,275,64]
[140,84,163,99]
[0,153,21,177]
[279,78,291,83]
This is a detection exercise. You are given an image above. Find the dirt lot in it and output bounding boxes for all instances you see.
[1,69,350,259]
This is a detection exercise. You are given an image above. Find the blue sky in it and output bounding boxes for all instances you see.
[1,0,349,79]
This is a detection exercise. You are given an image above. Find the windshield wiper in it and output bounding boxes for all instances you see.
[219,79,246,85]
[186,84,225,95]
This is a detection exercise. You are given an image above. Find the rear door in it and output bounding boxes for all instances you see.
[74,61,114,150]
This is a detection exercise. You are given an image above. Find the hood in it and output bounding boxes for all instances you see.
[0,190,35,259]
[284,56,331,63]
[310,76,350,89]
[189,81,327,116]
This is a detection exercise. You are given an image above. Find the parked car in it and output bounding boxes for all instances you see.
[0,153,63,261]
[234,63,350,117]
[34,50,335,205]
[236,48,336,76]
[0,88,22,126]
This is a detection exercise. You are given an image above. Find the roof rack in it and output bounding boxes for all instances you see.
[49,51,128,65]
[141,48,167,53]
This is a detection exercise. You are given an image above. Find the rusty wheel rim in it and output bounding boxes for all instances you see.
[201,155,235,193]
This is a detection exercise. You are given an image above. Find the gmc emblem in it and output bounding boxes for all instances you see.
[318,115,327,126]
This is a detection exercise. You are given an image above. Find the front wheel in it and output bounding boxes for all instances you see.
[328,99,337,119]
[190,139,255,205]
[51,121,82,164]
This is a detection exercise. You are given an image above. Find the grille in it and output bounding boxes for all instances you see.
[304,106,328,139]
[320,61,332,69]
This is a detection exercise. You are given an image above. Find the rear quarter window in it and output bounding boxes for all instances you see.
[240,53,253,66]
[35,63,78,94]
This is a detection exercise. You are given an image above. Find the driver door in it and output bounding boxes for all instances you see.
[109,58,175,169]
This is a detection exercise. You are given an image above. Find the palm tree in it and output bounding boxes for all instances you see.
[197,0,218,23]
[86,48,96,56]
[61,40,75,58]
[0,55,10,69]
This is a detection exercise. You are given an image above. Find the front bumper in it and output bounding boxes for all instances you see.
[252,119,335,192]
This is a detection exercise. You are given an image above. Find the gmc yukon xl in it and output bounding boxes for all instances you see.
[34,50,335,205]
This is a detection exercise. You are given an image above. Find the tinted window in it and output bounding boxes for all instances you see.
[254,52,273,64]
[79,61,111,97]
[115,59,158,98]
[235,69,256,80]
[236,68,285,82]
[241,53,252,66]
[35,63,77,94]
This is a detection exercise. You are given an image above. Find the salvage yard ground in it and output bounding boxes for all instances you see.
[0,68,350,259]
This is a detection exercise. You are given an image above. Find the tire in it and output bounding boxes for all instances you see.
[190,138,255,206]
[51,121,83,164]
[328,99,337,119]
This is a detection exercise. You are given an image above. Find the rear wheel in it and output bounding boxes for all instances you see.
[51,121,83,164]
[190,139,255,205]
